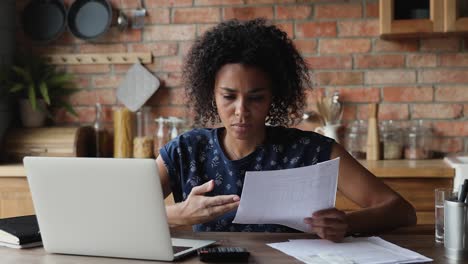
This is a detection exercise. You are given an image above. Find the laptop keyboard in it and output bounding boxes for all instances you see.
[173,246,192,254]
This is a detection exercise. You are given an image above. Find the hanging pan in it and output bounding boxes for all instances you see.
[68,0,112,40]
[22,0,67,43]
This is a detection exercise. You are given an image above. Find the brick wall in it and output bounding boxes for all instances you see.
[15,0,468,154]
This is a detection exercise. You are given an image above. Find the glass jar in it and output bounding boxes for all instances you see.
[153,116,168,157]
[133,106,154,158]
[380,120,403,160]
[345,120,367,159]
[404,120,433,160]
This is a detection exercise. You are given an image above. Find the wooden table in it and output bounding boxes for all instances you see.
[0,226,461,263]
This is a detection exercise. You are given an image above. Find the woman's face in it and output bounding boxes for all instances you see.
[214,63,273,140]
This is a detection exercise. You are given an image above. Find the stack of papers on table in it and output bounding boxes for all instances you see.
[267,236,432,264]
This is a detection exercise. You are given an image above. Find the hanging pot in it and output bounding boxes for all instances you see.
[22,0,67,43]
[68,0,112,40]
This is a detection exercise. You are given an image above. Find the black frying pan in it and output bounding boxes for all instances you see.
[68,0,112,40]
[22,0,67,43]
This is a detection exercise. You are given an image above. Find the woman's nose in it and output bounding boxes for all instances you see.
[235,98,249,117]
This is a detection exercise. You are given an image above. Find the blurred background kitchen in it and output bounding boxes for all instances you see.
[0,0,468,224]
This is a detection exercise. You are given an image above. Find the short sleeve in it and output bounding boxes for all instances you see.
[159,139,183,202]
[317,135,335,163]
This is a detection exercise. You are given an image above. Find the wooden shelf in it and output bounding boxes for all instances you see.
[45,52,152,65]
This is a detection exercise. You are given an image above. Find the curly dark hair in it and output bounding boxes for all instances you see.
[183,18,311,127]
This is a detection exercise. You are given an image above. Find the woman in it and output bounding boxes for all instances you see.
[156,19,416,242]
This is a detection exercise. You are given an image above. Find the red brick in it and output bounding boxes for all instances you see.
[374,39,419,52]
[73,76,91,89]
[355,54,405,69]
[93,76,124,89]
[147,8,171,24]
[67,65,111,74]
[465,104,468,117]
[131,43,178,57]
[95,89,117,105]
[32,45,75,54]
[330,87,380,103]
[144,25,196,41]
[315,3,362,19]
[197,24,217,37]
[275,22,294,38]
[95,28,142,43]
[69,90,96,106]
[180,41,195,57]
[55,32,82,46]
[173,8,221,23]
[157,57,184,72]
[421,38,461,52]
[165,72,184,87]
[296,22,337,38]
[145,0,192,7]
[383,86,433,102]
[305,88,325,106]
[147,88,170,105]
[276,5,312,20]
[435,86,468,102]
[406,54,437,68]
[440,54,468,67]
[113,64,133,74]
[195,0,243,5]
[432,137,464,153]
[338,20,379,37]
[109,0,140,8]
[366,70,416,85]
[320,39,371,54]
[223,7,273,20]
[153,106,189,117]
[53,106,95,124]
[294,39,317,54]
[79,44,127,53]
[314,72,364,86]
[413,104,463,119]
[305,56,352,70]
[366,1,379,18]
[341,105,357,121]
[433,122,468,137]
[357,104,409,120]
[420,69,468,84]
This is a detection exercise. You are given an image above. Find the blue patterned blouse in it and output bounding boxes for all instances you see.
[160,126,334,232]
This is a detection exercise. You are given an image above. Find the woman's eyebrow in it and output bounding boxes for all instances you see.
[219,87,267,93]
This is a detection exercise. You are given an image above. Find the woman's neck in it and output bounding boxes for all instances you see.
[222,127,266,160]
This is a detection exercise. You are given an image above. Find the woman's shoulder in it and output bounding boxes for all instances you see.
[168,128,217,147]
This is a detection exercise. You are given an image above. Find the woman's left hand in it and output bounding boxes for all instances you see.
[304,208,348,242]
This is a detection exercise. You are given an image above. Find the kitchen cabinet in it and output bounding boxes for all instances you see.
[380,0,468,38]
[0,160,455,226]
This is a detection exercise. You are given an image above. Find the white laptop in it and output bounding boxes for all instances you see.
[23,157,215,261]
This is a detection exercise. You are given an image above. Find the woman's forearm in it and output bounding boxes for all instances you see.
[166,203,187,227]
[346,197,417,235]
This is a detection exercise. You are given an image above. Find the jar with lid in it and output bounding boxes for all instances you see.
[404,120,433,160]
[380,120,403,160]
[344,120,367,159]
[133,106,154,158]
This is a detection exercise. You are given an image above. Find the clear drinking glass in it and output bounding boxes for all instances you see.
[435,188,455,243]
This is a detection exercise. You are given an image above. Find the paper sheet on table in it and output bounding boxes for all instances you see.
[232,158,339,232]
[267,236,432,264]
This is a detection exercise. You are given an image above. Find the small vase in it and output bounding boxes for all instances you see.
[19,99,47,128]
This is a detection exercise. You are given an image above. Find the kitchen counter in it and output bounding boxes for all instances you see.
[0,159,455,178]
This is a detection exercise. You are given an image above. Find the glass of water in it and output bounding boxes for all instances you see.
[435,188,455,243]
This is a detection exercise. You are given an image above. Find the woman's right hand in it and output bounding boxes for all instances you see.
[171,180,240,226]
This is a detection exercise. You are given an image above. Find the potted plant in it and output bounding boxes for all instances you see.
[1,53,78,127]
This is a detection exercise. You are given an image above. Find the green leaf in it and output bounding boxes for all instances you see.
[12,66,32,83]
[47,73,73,87]
[39,81,51,105]
[9,83,24,93]
[28,83,37,110]
[56,101,78,117]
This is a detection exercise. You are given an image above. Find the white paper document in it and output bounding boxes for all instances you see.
[232,158,340,232]
[267,236,432,264]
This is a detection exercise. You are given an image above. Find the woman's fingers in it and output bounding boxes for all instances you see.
[190,180,214,195]
[207,200,241,217]
[205,195,240,206]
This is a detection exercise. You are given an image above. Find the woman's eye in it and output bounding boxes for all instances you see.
[223,95,235,100]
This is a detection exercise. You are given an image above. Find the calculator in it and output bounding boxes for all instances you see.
[197,247,250,262]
